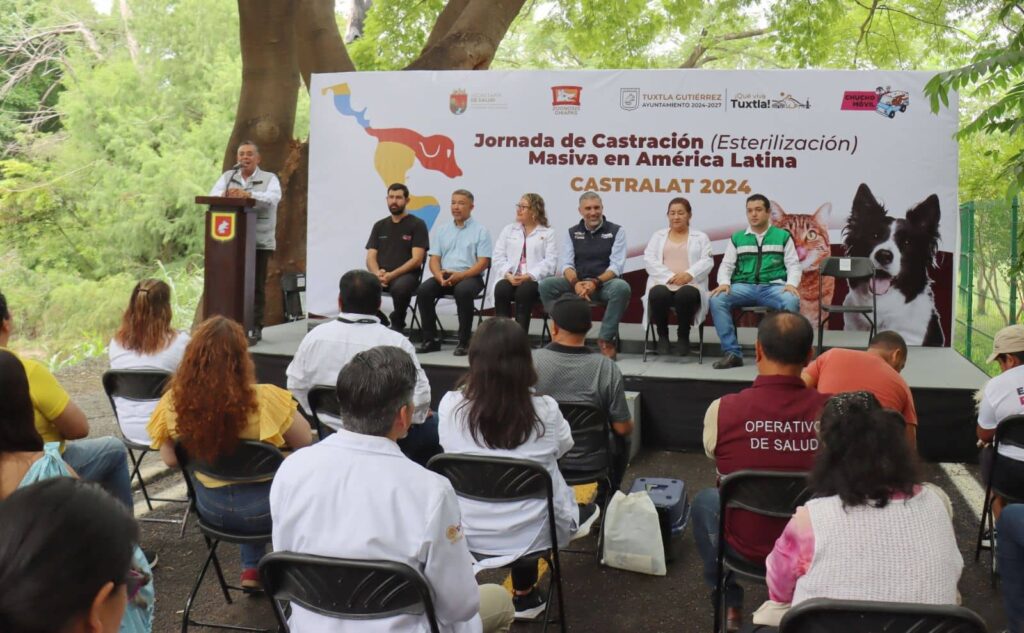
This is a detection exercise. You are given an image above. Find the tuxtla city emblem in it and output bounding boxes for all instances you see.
[620,88,640,111]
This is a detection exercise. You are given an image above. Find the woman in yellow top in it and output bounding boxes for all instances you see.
[148,316,312,589]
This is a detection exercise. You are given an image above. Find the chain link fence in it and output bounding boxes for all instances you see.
[957,198,1021,375]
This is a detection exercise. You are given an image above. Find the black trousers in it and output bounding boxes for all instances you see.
[416,275,484,343]
[383,272,420,330]
[648,284,701,339]
[254,249,272,329]
[511,559,539,592]
[493,278,540,332]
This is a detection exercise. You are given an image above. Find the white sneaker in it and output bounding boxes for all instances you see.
[571,503,601,542]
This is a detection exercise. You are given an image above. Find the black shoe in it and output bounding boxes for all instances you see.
[390,322,406,334]
[677,328,691,356]
[246,328,261,346]
[143,548,159,570]
[417,339,442,353]
[453,342,469,356]
[571,502,602,541]
[656,337,671,356]
[713,353,743,369]
[513,588,547,620]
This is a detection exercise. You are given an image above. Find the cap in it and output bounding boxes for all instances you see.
[549,294,593,335]
[987,324,1024,363]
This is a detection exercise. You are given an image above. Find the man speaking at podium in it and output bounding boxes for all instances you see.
[209,141,282,343]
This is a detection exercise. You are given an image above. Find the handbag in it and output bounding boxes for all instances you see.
[600,490,667,576]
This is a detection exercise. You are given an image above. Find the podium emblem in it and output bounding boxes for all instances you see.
[211,212,236,242]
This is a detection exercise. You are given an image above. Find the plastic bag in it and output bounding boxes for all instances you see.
[600,490,667,576]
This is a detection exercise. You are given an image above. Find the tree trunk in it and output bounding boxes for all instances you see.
[406,0,527,70]
[263,140,308,325]
[223,0,301,171]
[296,0,355,91]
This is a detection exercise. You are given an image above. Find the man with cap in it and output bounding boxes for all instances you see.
[532,294,634,491]
[977,324,1024,522]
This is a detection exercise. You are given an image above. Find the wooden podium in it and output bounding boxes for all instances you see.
[196,196,257,332]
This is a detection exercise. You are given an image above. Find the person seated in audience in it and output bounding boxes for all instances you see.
[977,325,1024,523]
[490,193,558,334]
[997,503,1024,633]
[416,189,493,356]
[643,197,713,356]
[286,269,437,465]
[108,278,191,445]
[538,191,630,360]
[437,317,601,620]
[271,346,514,633]
[532,294,634,492]
[0,290,133,510]
[0,478,147,633]
[765,393,962,609]
[802,330,917,446]
[148,316,312,591]
[708,194,802,369]
[0,349,154,632]
[692,311,829,631]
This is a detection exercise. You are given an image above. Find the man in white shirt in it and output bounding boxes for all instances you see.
[708,193,802,369]
[271,346,514,633]
[977,324,1024,521]
[209,141,282,344]
[286,269,437,465]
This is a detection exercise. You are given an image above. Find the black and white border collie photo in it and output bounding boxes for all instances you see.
[842,183,945,346]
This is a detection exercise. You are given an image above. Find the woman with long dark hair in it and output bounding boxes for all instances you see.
[148,316,311,589]
[109,278,190,444]
[0,349,154,632]
[437,318,598,620]
[765,392,962,609]
[0,478,143,633]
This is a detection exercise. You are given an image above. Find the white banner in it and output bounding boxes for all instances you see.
[308,69,958,346]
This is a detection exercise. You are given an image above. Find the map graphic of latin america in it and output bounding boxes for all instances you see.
[322,82,462,230]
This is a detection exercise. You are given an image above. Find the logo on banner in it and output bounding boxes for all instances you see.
[449,89,468,115]
[841,86,909,119]
[620,88,640,111]
[730,92,810,110]
[551,85,582,115]
[211,212,235,242]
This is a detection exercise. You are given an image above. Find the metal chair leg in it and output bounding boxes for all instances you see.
[183,538,221,633]
[698,323,705,364]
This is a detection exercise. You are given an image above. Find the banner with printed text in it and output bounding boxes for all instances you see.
[308,70,958,346]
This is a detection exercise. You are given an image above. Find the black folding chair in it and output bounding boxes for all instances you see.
[308,385,340,441]
[427,453,566,632]
[713,470,811,633]
[778,597,988,633]
[975,414,1024,581]
[555,402,614,560]
[102,369,190,535]
[176,440,284,633]
[280,272,306,322]
[431,266,492,344]
[642,317,705,363]
[817,256,877,354]
[259,552,441,633]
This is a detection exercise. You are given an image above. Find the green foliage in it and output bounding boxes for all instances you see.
[349,0,445,70]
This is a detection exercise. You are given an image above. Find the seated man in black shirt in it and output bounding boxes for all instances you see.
[365,183,430,332]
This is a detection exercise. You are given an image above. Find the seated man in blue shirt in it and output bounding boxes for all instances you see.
[417,189,493,356]
[538,191,630,360]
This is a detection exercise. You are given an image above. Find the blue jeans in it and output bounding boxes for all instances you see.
[194,481,272,570]
[998,504,1024,633]
[539,276,632,342]
[63,437,132,510]
[709,283,799,357]
[691,488,744,609]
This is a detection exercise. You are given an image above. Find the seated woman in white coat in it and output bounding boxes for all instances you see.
[108,279,190,445]
[489,193,558,333]
[437,318,599,621]
[643,197,713,356]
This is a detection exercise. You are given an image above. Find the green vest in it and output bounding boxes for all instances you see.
[730,226,791,284]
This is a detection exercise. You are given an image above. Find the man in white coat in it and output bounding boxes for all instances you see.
[271,346,514,633]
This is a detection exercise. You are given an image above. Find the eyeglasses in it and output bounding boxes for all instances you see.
[515,204,531,210]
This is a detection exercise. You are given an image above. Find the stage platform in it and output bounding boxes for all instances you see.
[251,317,989,463]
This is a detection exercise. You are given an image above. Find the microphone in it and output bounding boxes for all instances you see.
[223,162,242,195]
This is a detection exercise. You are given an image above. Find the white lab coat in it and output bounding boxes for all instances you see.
[270,430,483,633]
[437,391,577,570]
[486,222,558,304]
[641,228,713,328]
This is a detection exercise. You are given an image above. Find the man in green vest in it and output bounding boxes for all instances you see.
[709,193,802,369]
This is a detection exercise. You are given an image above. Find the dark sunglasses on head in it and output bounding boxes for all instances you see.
[125,568,150,601]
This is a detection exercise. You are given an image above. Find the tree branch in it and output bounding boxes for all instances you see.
[679,27,771,69]
[118,0,140,68]
[295,0,355,91]
[423,0,471,51]
[406,0,527,70]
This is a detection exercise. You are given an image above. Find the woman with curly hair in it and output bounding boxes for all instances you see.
[148,316,311,589]
[765,391,962,612]
[109,279,190,444]
[489,193,558,333]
